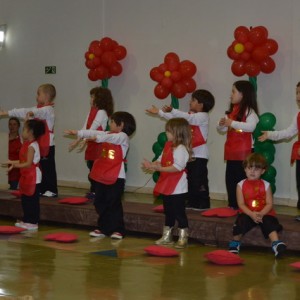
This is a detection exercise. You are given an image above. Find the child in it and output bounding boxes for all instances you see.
[259,82,300,212]
[2,119,45,230]
[0,84,58,197]
[142,118,193,248]
[217,80,259,209]
[146,89,215,210]
[228,153,286,257]
[8,117,22,190]
[69,87,114,199]
[65,111,136,240]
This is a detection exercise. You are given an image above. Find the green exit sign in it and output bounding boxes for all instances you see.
[45,66,56,74]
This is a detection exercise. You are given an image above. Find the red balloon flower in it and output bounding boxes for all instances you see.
[150,52,197,99]
[85,37,127,81]
[227,26,278,77]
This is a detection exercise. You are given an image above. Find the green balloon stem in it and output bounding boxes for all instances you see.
[101,78,109,88]
[249,76,257,93]
[171,94,179,109]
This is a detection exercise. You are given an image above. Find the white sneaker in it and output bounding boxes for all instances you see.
[111,232,123,240]
[15,222,38,231]
[42,191,57,197]
[89,229,106,238]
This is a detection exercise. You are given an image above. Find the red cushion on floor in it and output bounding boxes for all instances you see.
[144,245,179,257]
[202,207,238,218]
[44,233,61,241]
[153,205,164,213]
[204,250,244,265]
[290,262,300,269]
[44,232,78,243]
[58,197,89,205]
[0,225,26,234]
[10,190,21,198]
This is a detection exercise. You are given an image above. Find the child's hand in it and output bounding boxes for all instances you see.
[162,105,172,113]
[68,139,80,152]
[145,105,159,115]
[26,111,34,120]
[218,117,226,126]
[77,139,88,152]
[141,159,152,170]
[1,161,14,172]
[258,131,268,142]
[64,130,78,136]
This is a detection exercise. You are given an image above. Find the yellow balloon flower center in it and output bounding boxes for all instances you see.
[164,70,171,77]
[89,53,95,60]
[234,43,245,54]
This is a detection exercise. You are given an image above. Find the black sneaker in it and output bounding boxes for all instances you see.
[272,241,287,258]
[228,240,241,254]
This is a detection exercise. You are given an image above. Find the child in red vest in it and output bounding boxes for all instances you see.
[228,153,286,257]
[142,118,193,248]
[65,111,136,240]
[2,119,45,231]
[217,80,259,209]
[69,87,114,199]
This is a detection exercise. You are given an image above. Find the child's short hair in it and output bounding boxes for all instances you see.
[90,87,114,116]
[25,119,45,139]
[9,117,21,128]
[192,89,215,112]
[297,82,300,87]
[39,84,56,101]
[110,111,136,136]
[243,153,268,170]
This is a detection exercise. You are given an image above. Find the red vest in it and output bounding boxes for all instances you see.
[190,125,206,148]
[241,179,275,216]
[89,142,123,185]
[154,141,185,196]
[291,112,300,164]
[19,141,37,196]
[8,136,22,182]
[85,107,103,161]
[224,105,252,160]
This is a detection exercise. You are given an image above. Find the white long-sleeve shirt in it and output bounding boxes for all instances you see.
[158,109,209,159]
[9,106,55,146]
[77,130,129,179]
[81,109,108,131]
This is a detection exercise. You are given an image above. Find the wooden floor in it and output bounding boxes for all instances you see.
[0,188,300,251]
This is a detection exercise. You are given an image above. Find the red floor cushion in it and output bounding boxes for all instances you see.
[202,207,238,218]
[10,190,21,198]
[44,232,78,243]
[58,197,89,205]
[44,233,61,241]
[290,262,300,269]
[204,250,244,265]
[144,245,179,257]
[153,205,164,213]
[0,225,26,234]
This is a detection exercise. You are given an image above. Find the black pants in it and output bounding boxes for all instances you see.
[233,213,282,239]
[86,160,96,193]
[40,146,58,194]
[186,158,210,208]
[296,160,300,208]
[94,178,125,236]
[162,193,189,228]
[226,160,246,209]
[21,184,40,224]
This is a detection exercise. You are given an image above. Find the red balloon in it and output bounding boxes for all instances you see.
[100,37,113,51]
[88,69,98,81]
[154,84,170,99]
[161,77,173,89]
[110,40,119,50]
[114,45,127,60]
[85,51,91,60]
[227,45,240,60]
[245,60,260,77]
[252,46,269,63]
[164,52,180,65]
[171,82,187,98]
[182,78,196,93]
[89,40,101,52]
[95,66,109,80]
[110,62,122,76]
[93,45,103,57]
[101,51,117,67]
[85,59,95,69]
[231,60,246,77]
[244,42,254,52]
[249,26,268,45]
[92,57,101,68]
[234,26,250,43]
[240,51,251,61]
[170,71,182,82]
[166,60,180,71]
[260,57,276,74]
[180,60,197,78]
[264,39,278,55]
[158,63,168,73]
[150,67,164,82]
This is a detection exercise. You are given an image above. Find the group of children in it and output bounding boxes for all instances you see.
[0,80,299,256]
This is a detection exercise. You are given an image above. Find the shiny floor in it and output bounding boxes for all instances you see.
[0,188,299,300]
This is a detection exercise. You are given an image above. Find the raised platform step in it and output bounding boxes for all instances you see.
[0,191,299,251]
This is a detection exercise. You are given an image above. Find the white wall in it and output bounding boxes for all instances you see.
[0,0,299,205]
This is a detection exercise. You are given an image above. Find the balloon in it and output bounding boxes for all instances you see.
[182,78,197,93]
[234,43,245,54]
[249,26,268,45]
[92,56,101,68]
[150,67,164,82]
[95,66,109,80]
[100,37,113,51]
[85,59,95,69]
[85,51,91,60]
[170,71,182,82]
[245,60,260,77]
[262,165,277,182]
[110,40,119,50]
[240,51,251,62]
[244,42,254,52]
[260,150,274,165]
[157,132,167,147]
[114,45,127,60]
[234,26,250,43]
[88,69,98,81]
[152,142,163,155]
[227,46,240,60]
[252,123,262,139]
[264,39,278,55]
[161,77,173,89]
[93,45,103,57]
[110,62,122,76]
[101,51,117,67]
[166,60,180,71]
[255,140,275,153]
[260,57,276,74]
[164,52,180,64]
[231,60,246,76]
[154,84,170,99]
[259,112,276,130]
[252,46,269,63]
[152,171,160,183]
[180,60,197,78]
[171,82,187,98]
[158,63,168,73]
[89,40,101,52]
